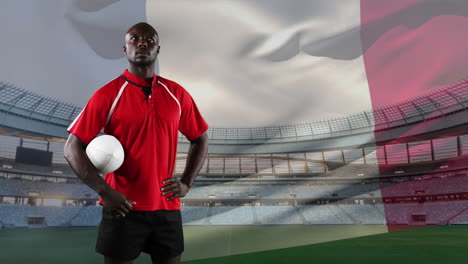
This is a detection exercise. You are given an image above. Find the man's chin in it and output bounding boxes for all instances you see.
[130,58,155,67]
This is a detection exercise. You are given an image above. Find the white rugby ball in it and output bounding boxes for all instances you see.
[85,135,125,174]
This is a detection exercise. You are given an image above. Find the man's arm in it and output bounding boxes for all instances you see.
[64,133,135,217]
[162,132,209,200]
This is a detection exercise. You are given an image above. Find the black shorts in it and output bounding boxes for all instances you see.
[96,207,184,261]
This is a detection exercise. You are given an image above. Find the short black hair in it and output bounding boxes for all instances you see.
[127,22,158,37]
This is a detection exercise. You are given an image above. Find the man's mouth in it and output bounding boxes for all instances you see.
[136,50,149,55]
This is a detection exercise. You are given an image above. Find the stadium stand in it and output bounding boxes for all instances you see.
[298,205,351,225]
[2,78,468,145]
[254,206,304,225]
[0,178,97,199]
[210,206,256,225]
[181,206,210,225]
[69,206,102,226]
[337,204,386,224]
[1,201,468,227]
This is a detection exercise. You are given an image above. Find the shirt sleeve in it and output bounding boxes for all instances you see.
[67,89,110,145]
[178,88,209,141]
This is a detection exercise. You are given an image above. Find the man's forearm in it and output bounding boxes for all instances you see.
[64,134,112,196]
[180,132,209,188]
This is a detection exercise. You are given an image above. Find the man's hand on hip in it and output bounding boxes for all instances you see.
[161,177,190,201]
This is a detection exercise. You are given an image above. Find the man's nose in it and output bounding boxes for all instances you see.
[137,39,148,47]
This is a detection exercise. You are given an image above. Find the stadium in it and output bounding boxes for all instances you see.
[2,75,468,263]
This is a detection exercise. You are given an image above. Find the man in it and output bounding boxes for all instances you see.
[64,22,209,264]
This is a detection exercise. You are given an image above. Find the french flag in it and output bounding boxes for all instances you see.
[361,0,468,232]
[1,0,468,235]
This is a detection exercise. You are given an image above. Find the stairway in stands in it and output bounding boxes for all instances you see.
[62,206,87,227]
[251,205,261,225]
[294,206,310,224]
[205,205,213,225]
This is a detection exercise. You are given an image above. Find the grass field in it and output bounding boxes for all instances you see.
[0,225,467,263]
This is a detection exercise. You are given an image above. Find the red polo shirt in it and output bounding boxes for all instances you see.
[67,70,208,211]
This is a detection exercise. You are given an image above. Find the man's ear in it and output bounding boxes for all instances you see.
[157,45,160,54]
[123,45,127,53]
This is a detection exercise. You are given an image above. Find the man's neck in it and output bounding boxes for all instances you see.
[128,64,155,80]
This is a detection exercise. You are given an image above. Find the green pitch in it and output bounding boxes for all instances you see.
[0,225,467,264]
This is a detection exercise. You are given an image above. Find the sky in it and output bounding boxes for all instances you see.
[0,0,372,126]
[1,0,468,127]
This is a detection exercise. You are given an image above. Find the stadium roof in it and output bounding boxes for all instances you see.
[1,79,468,145]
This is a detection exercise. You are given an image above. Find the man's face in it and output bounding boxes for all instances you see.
[124,25,159,66]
